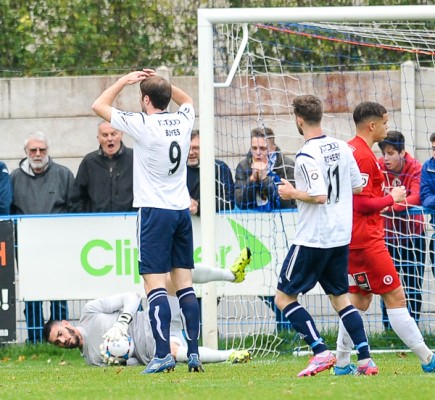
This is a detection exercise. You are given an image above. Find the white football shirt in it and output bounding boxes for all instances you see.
[293,135,362,248]
[111,104,194,210]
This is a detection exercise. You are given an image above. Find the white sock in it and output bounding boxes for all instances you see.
[336,317,354,368]
[192,263,234,283]
[175,345,233,363]
[387,307,433,364]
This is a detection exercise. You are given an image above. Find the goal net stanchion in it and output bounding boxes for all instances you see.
[197,5,435,354]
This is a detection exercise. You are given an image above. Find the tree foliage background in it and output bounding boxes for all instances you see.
[0,0,432,77]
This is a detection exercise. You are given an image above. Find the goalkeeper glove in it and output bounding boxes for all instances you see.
[102,312,132,342]
[99,343,125,366]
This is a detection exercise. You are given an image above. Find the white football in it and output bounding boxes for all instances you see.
[103,335,134,361]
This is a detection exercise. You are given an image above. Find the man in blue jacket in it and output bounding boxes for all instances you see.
[0,161,12,215]
[420,131,435,278]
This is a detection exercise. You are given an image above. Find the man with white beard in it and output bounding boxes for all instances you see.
[11,131,74,343]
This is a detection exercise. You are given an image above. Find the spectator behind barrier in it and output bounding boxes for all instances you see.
[0,161,12,215]
[187,130,235,216]
[378,130,425,327]
[420,131,435,278]
[71,121,135,213]
[234,127,296,211]
[10,131,73,343]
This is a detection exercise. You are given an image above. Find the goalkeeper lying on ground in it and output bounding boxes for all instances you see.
[43,249,252,367]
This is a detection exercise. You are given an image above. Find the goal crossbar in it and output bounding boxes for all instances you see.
[197,5,435,349]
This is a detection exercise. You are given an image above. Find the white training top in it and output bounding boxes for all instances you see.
[77,293,186,367]
[293,135,362,248]
[111,104,195,209]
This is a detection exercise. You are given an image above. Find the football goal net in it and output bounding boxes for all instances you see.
[197,5,435,356]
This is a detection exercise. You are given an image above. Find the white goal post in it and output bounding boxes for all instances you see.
[197,5,435,350]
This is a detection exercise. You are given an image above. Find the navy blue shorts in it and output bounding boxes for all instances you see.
[137,207,194,275]
[277,244,349,296]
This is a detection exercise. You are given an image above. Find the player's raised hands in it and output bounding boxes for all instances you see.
[119,69,156,86]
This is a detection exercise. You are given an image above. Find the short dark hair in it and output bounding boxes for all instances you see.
[429,132,435,143]
[251,127,274,141]
[378,130,405,153]
[353,102,387,126]
[42,319,60,342]
[292,95,323,125]
[140,76,172,110]
[191,129,199,139]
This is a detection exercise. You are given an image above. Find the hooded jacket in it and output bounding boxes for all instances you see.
[378,152,424,237]
[11,157,74,214]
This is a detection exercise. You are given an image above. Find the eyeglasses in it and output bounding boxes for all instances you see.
[28,148,47,154]
[431,147,435,151]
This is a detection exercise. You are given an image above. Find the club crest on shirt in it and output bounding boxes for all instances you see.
[360,173,369,187]
[392,178,402,187]
[352,272,371,291]
[383,275,394,285]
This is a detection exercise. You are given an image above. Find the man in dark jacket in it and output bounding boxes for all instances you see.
[187,130,235,216]
[71,121,135,212]
[0,161,12,215]
[11,131,73,343]
[234,127,296,211]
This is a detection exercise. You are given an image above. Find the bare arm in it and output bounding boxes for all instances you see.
[278,178,327,204]
[91,69,155,121]
[171,85,193,106]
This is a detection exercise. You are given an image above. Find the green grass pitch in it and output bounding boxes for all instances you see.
[0,344,434,400]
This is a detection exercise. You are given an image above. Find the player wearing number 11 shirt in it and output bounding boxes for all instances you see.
[92,69,203,374]
[274,95,377,377]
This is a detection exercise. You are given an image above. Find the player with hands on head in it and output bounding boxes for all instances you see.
[92,68,203,374]
[275,94,377,377]
[336,101,435,374]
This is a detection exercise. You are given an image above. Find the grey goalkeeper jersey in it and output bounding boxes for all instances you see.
[77,294,184,366]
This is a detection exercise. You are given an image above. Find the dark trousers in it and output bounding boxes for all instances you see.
[429,233,435,278]
[24,300,68,343]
